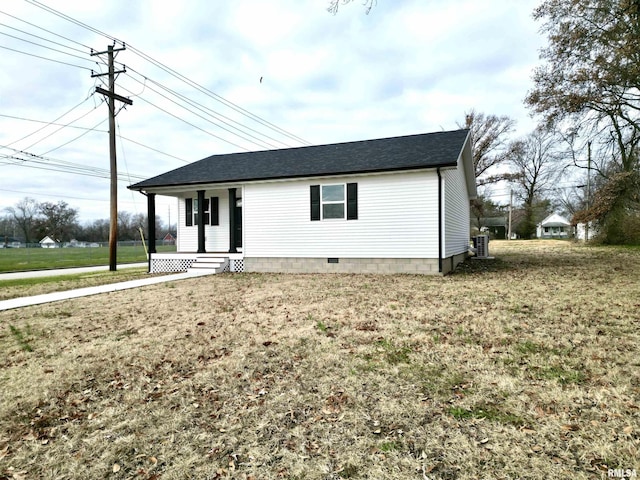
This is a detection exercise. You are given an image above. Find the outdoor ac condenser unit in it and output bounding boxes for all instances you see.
[475,235,489,258]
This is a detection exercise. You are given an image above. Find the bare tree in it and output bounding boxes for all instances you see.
[327,0,377,15]
[459,109,517,187]
[510,128,562,238]
[557,181,588,219]
[4,197,39,244]
[34,201,79,242]
[526,0,640,242]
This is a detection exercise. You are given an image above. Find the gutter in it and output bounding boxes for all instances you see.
[437,167,443,274]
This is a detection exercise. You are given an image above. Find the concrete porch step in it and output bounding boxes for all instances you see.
[187,256,229,274]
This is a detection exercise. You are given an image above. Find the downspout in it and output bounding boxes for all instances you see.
[437,168,443,274]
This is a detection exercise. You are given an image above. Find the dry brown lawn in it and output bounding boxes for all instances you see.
[0,240,638,479]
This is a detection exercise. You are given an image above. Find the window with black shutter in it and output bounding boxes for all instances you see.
[210,197,219,226]
[310,183,358,221]
[346,183,358,220]
[310,185,320,221]
[185,198,193,226]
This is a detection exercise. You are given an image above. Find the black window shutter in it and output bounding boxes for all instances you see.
[347,183,358,220]
[185,198,193,226]
[210,197,219,226]
[310,185,320,221]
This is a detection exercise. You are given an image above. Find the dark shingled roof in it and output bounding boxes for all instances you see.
[129,129,470,190]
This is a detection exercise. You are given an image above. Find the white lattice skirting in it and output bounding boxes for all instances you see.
[230,259,245,273]
[150,256,197,273]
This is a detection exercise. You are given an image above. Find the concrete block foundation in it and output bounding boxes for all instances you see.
[244,254,468,275]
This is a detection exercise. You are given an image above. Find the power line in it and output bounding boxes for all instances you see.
[22,0,312,146]
[117,86,251,152]
[0,156,143,182]
[39,117,107,156]
[0,112,190,163]
[0,187,132,204]
[0,43,92,70]
[123,72,280,151]
[0,96,94,148]
[118,135,189,164]
[0,7,92,50]
[19,101,103,153]
[126,67,294,149]
[22,0,118,45]
[124,47,313,146]
[0,28,95,65]
[0,20,89,55]
[0,145,146,181]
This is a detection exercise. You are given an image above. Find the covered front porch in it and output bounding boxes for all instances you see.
[144,187,244,273]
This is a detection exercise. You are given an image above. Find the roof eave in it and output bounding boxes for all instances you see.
[128,163,459,192]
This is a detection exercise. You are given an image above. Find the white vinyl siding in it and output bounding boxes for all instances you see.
[177,191,230,252]
[443,158,472,258]
[244,171,439,258]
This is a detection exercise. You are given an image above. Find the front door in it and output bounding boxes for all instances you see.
[234,199,242,249]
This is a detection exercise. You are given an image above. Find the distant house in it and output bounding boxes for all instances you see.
[162,232,176,245]
[40,236,59,248]
[537,213,571,238]
[478,217,507,239]
[129,129,477,275]
[1,236,21,248]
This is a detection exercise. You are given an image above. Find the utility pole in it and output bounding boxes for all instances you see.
[91,44,132,271]
[508,188,513,240]
[585,140,591,242]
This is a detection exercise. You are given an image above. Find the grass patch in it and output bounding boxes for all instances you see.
[0,244,175,273]
[379,441,401,452]
[375,338,412,364]
[515,340,545,354]
[8,324,33,351]
[0,240,638,478]
[448,405,527,426]
[535,364,587,385]
[316,320,328,333]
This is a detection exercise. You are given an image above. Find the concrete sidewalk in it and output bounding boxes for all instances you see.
[0,263,147,281]
[0,267,214,312]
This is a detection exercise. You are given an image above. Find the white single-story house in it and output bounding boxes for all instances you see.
[536,213,571,238]
[39,236,59,248]
[129,129,477,275]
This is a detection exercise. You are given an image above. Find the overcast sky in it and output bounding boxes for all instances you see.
[0,0,544,226]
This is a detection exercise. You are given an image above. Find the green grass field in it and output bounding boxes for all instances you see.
[0,245,176,272]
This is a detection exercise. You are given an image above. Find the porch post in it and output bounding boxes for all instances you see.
[147,193,157,254]
[146,193,156,273]
[228,187,237,253]
[197,189,206,253]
